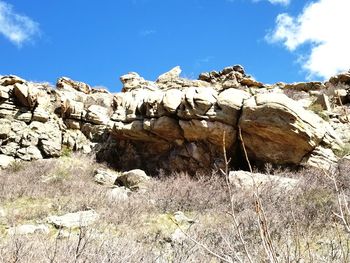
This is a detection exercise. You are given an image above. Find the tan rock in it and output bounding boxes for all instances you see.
[214,88,250,125]
[303,146,338,171]
[57,77,91,94]
[0,154,14,168]
[16,111,32,123]
[143,90,164,117]
[29,121,62,157]
[112,120,158,142]
[47,210,99,228]
[179,119,236,147]
[178,87,217,118]
[229,170,299,190]
[116,169,150,190]
[94,168,120,185]
[0,142,19,156]
[162,89,183,113]
[239,93,333,165]
[156,66,182,83]
[85,105,110,125]
[240,77,263,88]
[62,129,91,152]
[120,72,158,92]
[0,75,25,86]
[0,119,11,139]
[0,86,10,99]
[13,83,38,109]
[32,107,50,122]
[17,146,42,161]
[64,119,81,129]
[144,116,183,141]
[8,224,50,235]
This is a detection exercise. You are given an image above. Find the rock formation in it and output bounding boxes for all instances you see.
[1,66,349,173]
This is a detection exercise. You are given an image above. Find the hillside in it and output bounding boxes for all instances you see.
[0,66,350,262]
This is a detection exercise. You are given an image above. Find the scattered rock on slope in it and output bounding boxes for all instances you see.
[47,210,99,228]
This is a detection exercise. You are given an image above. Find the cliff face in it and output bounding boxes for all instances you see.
[0,66,349,173]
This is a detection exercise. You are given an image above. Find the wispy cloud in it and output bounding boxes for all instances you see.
[267,0,290,5]
[0,0,40,47]
[266,0,350,79]
[139,29,156,37]
[195,56,214,68]
[242,0,291,5]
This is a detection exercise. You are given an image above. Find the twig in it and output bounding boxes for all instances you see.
[238,126,252,173]
[222,132,254,263]
[170,218,233,263]
[254,190,279,263]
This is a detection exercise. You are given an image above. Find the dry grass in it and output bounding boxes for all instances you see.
[0,154,350,262]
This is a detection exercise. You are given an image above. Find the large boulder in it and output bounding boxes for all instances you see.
[239,93,340,166]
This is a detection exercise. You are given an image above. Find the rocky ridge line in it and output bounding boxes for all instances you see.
[0,65,349,173]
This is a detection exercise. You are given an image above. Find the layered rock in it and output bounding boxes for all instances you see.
[0,66,348,173]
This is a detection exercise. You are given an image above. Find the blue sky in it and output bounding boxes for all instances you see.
[0,0,349,92]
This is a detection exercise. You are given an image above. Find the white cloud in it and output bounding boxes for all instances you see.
[0,1,40,46]
[267,0,350,79]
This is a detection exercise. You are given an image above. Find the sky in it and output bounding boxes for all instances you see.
[0,0,349,92]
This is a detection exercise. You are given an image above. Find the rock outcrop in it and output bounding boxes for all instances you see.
[0,66,349,173]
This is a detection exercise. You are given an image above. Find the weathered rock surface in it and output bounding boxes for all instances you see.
[0,66,349,173]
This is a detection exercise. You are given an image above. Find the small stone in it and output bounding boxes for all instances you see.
[0,155,14,168]
[17,146,43,161]
[94,168,120,185]
[173,211,196,224]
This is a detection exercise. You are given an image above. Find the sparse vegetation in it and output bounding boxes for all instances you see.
[0,154,350,262]
[308,103,330,121]
[335,143,350,158]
